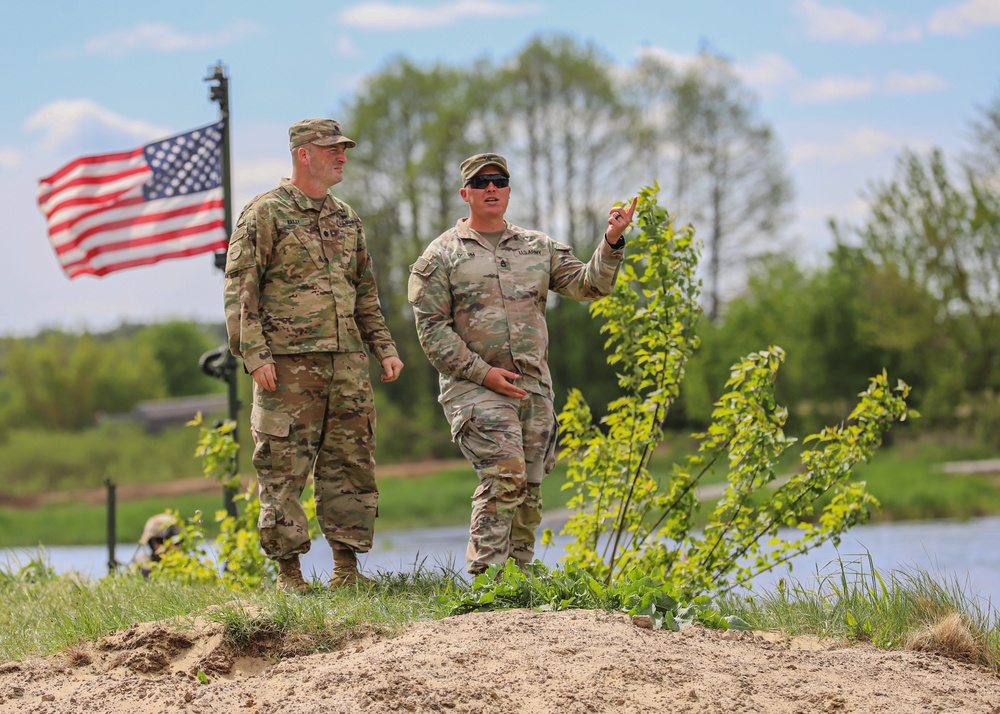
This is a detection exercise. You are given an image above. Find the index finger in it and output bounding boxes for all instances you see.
[624,196,638,219]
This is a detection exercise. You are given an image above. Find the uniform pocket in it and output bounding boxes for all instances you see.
[407,256,437,304]
[454,404,505,468]
[251,405,292,438]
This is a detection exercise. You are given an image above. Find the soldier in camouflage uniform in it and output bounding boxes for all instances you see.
[224,118,404,593]
[407,153,636,574]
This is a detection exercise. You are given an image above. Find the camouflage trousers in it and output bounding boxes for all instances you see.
[444,389,558,574]
[250,352,378,560]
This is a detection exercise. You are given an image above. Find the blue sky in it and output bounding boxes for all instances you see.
[1,0,998,335]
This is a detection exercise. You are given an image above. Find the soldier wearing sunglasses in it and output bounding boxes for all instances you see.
[407,152,636,575]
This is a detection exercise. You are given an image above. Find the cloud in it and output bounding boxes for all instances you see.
[790,127,902,166]
[339,1,542,30]
[928,0,1000,35]
[636,46,800,95]
[794,76,876,103]
[734,53,800,97]
[884,71,948,95]
[791,0,922,42]
[792,0,884,41]
[24,99,170,154]
[637,46,944,106]
[82,20,261,58]
[635,46,702,73]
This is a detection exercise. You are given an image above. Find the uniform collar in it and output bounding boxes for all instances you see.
[280,177,332,213]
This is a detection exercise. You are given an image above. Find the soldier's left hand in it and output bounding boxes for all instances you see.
[605,196,638,246]
[381,356,404,382]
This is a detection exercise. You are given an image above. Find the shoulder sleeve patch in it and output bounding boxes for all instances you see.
[407,255,438,304]
[409,256,436,277]
[225,225,254,275]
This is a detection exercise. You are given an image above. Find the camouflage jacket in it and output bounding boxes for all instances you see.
[407,218,623,403]
[224,178,397,374]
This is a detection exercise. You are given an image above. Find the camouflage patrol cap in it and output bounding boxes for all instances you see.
[288,118,357,150]
[140,514,178,544]
[460,153,510,185]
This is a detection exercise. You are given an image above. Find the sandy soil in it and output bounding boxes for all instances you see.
[2,607,999,714]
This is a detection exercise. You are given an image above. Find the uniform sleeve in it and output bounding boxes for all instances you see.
[223,203,273,374]
[548,235,624,301]
[407,252,492,385]
[351,213,398,361]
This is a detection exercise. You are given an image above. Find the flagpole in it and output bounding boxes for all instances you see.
[205,61,239,519]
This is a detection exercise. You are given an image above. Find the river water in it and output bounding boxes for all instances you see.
[4,515,1000,605]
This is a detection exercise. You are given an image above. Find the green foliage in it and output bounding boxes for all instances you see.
[0,421,204,497]
[558,186,701,577]
[443,559,750,632]
[134,321,223,397]
[0,331,166,430]
[188,413,240,487]
[558,187,914,597]
[146,420,281,589]
[831,145,1000,434]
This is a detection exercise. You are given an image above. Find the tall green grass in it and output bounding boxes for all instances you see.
[722,555,1000,669]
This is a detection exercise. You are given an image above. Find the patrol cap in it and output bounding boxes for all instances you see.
[140,514,178,545]
[289,118,357,150]
[460,153,510,185]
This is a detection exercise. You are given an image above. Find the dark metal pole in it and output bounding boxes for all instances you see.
[205,61,239,518]
[105,479,117,575]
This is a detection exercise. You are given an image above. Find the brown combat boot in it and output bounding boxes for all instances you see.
[275,556,311,594]
[329,546,375,590]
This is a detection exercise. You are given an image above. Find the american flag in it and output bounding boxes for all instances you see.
[37,121,228,279]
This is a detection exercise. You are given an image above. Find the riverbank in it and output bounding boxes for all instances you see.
[5,440,1000,548]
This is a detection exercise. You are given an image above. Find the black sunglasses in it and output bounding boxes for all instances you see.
[466,173,509,190]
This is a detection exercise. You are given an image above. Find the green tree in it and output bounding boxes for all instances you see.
[684,251,914,434]
[832,147,1000,424]
[0,331,166,430]
[134,321,222,397]
[558,188,911,594]
[629,52,793,321]
[965,83,1000,178]
[498,35,632,247]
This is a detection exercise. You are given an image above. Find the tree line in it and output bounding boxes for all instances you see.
[1,34,997,455]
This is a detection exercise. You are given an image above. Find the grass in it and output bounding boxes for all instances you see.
[722,554,1000,671]
[2,553,999,674]
[0,559,459,663]
[849,436,1000,521]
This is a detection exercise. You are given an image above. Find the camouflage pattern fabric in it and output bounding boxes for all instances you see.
[407,218,623,404]
[224,178,398,375]
[252,352,378,559]
[408,219,623,572]
[444,390,557,572]
[223,179,395,560]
